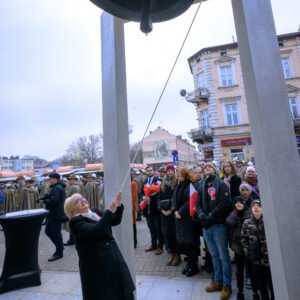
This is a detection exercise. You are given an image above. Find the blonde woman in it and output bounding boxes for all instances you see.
[64,192,135,300]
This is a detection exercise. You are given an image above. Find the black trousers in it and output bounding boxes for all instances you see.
[145,213,163,248]
[235,252,258,293]
[161,214,178,253]
[133,224,137,248]
[45,217,64,255]
[252,264,275,300]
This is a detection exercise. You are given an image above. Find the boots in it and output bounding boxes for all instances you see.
[181,262,190,275]
[205,282,223,292]
[236,291,245,300]
[166,253,175,266]
[252,293,261,300]
[186,262,199,277]
[220,286,232,300]
[171,254,181,266]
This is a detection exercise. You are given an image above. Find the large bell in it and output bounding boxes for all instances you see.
[90,0,195,33]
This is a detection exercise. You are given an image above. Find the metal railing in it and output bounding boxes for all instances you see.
[185,87,209,103]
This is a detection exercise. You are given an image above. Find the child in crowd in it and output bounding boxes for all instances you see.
[226,196,260,300]
[239,183,254,209]
[241,200,275,300]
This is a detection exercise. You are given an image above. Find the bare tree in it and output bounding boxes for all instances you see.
[60,134,103,166]
[130,142,143,163]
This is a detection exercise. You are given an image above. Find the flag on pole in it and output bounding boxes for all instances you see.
[189,183,198,218]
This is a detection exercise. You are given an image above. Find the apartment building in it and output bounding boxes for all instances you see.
[0,158,34,172]
[185,30,300,163]
[142,127,197,168]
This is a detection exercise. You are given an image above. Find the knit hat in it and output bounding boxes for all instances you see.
[239,182,252,193]
[246,166,256,175]
[48,172,61,180]
[166,164,175,172]
[233,196,245,207]
[251,199,262,209]
[159,166,166,173]
[203,162,217,173]
[86,173,96,179]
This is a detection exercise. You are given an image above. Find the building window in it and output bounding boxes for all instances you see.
[230,148,244,161]
[224,103,239,126]
[289,97,299,119]
[197,72,205,88]
[218,65,234,87]
[201,109,210,129]
[281,57,293,79]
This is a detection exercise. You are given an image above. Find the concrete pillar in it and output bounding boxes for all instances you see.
[101,12,136,282]
[231,1,300,299]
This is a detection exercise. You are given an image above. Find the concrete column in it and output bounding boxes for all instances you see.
[101,12,136,282]
[231,1,300,299]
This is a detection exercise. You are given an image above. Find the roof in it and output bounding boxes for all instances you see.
[188,31,300,67]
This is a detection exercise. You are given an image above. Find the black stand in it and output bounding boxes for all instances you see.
[0,209,48,294]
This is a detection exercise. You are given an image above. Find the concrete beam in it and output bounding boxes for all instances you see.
[231,1,300,299]
[101,12,135,282]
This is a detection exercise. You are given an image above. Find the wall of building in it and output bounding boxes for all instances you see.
[187,31,300,164]
[142,127,197,167]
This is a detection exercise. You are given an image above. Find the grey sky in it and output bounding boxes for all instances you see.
[0,0,299,161]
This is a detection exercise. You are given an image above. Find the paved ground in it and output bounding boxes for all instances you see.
[0,218,254,299]
[0,217,212,277]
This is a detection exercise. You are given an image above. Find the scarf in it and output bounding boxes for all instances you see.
[75,209,101,222]
[223,174,233,192]
[246,176,258,186]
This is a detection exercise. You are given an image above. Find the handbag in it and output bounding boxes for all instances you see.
[160,199,171,211]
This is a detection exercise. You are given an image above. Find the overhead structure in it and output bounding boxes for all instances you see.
[89,0,204,33]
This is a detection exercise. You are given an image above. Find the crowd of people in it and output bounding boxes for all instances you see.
[0,159,275,300]
[132,161,274,300]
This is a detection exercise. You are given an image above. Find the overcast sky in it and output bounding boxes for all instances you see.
[0,0,299,161]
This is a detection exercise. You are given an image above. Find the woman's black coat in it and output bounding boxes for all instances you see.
[228,174,242,200]
[172,180,200,256]
[70,205,135,300]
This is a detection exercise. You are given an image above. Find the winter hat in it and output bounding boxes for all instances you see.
[246,166,256,176]
[86,173,97,179]
[203,162,217,173]
[166,164,175,172]
[233,196,246,207]
[251,199,262,209]
[159,166,166,173]
[48,172,61,180]
[239,182,252,193]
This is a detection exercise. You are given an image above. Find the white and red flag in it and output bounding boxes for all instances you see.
[189,183,198,218]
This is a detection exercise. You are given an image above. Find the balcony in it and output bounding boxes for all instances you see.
[293,117,300,130]
[188,127,213,144]
[185,87,209,104]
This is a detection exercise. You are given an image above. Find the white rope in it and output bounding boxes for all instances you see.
[119,1,203,192]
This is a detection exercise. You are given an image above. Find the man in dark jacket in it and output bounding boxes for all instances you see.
[142,166,164,255]
[39,172,66,261]
[196,162,232,300]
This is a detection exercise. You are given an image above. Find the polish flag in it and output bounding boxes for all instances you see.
[189,183,198,218]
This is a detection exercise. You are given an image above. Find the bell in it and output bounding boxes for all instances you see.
[90,0,195,33]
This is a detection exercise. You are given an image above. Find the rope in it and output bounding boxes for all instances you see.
[119,1,203,192]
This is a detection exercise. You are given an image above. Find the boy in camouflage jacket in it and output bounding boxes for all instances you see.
[241,200,275,300]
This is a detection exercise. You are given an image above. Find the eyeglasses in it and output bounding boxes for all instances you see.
[75,197,87,205]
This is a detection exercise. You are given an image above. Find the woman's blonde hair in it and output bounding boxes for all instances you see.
[221,160,238,175]
[64,193,83,219]
[178,167,196,184]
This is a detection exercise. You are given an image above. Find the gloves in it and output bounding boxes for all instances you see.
[199,213,206,221]
[201,214,215,229]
